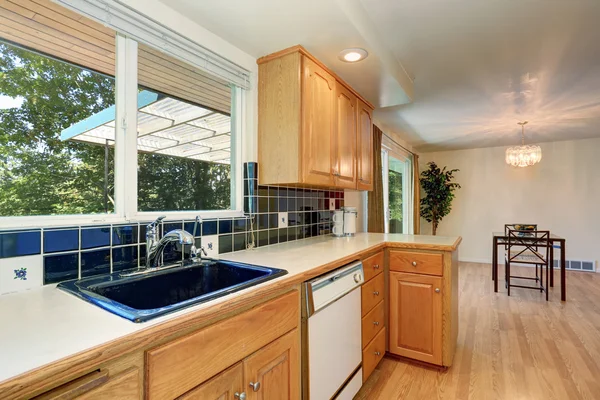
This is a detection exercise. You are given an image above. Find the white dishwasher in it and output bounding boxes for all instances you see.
[303,261,364,400]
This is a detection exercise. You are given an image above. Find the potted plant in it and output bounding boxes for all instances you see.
[419,162,461,235]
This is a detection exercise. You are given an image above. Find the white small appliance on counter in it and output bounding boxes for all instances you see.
[302,261,364,399]
[332,206,358,237]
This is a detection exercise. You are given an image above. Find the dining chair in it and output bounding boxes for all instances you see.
[503,224,539,281]
[505,228,552,300]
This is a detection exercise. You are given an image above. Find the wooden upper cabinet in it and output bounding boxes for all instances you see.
[357,99,374,190]
[334,81,357,188]
[243,329,300,400]
[257,45,374,190]
[388,271,443,365]
[302,57,336,186]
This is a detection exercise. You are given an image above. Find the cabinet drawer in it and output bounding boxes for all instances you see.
[362,327,386,383]
[361,272,384,317]
[362,251,383,282]
[146,290,299,400]
[389,250,443,276]
[35,368,141,400]
[361,300,384,349]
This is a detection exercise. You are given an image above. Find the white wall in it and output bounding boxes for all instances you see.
[420,138,600,267]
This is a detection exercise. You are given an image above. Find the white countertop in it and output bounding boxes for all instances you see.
[0,233,459,384]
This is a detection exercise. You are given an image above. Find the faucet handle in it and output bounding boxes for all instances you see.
[147,216,166,230]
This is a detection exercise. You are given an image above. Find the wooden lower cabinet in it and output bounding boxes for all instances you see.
[180,329,299,400]
[178,364,244,400]
[388,272,443,365]
[243,329,300,400]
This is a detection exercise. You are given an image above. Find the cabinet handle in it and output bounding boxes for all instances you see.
[249,381,261,392]
[373,321,380,326]
[373,264,380,269]
[373,291,380,296]
[235,393,247,400]
[374,351,381,356]
[435,288,441,293]
[412,261,417,266]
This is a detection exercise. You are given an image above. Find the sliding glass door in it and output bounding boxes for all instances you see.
[382,149,413,233]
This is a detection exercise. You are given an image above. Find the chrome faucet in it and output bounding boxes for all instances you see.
[145,216,194,270]
[189,215,207,261]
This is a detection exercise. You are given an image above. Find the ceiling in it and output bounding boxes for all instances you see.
[159,0,600,152]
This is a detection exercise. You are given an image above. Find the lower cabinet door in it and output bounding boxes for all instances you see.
[389,272,443,365]
[178,363,244,400]
[243,328,300,400]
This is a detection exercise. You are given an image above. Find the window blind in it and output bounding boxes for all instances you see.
[0,0,232,113]
[53,0,251,90]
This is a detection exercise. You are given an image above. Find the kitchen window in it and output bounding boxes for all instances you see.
[0,0,248,228]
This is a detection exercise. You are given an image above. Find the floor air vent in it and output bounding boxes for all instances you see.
[553,259,596,272]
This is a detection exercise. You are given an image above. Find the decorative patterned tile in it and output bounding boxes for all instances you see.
[278,212,288,228]
[202,235,219,258]
[0,255,43,295]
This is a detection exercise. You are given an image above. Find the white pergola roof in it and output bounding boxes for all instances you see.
[60,91,231,164]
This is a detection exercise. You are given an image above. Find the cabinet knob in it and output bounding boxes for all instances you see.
[374,351,381,356]
[412,261,417,266]
[373,264,380,269]
[249,382,260,392]
[373,291,380,296]
[435,288,441,293]
[235,393,247,400]
[373,321,380,326]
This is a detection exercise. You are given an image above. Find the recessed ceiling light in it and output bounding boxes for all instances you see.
[338,48,368,63]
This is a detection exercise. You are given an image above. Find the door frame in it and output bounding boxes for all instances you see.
[381,148,412,234]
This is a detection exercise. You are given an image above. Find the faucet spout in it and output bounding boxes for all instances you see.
[146,229,194,270]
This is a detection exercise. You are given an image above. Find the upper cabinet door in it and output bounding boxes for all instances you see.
[301,56,336,186]
[334,81,358,189]
[357,99,374,191]
[243,329,300,400]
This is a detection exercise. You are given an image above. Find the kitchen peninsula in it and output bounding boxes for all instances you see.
[0,233,460,399]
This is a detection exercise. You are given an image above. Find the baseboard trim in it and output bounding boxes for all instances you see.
[459,257,491,264]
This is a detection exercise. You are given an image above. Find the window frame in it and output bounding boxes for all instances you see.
[0,33,246,229]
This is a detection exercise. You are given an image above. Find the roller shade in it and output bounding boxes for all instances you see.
[0,0,231,113]
[53,0,251,90]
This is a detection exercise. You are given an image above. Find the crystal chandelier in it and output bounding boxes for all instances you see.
[505,121,542,167]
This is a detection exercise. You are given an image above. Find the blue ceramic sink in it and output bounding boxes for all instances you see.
[58,259,287,322]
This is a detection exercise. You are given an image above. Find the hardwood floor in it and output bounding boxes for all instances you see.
[356,262,600,400]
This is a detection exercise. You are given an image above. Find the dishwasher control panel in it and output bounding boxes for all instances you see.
[305,261,364,315]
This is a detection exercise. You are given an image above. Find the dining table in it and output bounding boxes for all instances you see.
[492,231,567,301]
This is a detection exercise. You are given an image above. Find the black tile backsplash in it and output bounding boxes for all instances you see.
[81,249,111,278]
[44,252,78,284]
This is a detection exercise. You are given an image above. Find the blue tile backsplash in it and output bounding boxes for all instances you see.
[81,227,110,249]
[0,161,344,294]
[0,230,41,258]
[44,229,78,253]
